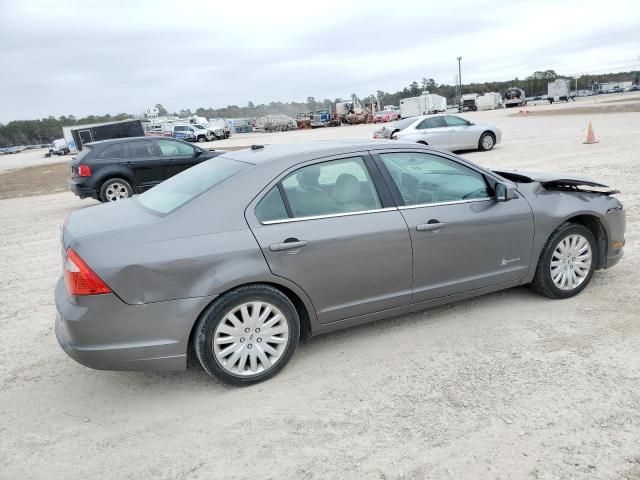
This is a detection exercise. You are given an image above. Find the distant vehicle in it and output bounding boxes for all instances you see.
[461,93,479,111]
[47,138,69,156]
[610,87,624,94]
[208,119,232,139]
[170,124,213,143]
[547,79,574,104]
[504,88,526,108]
[67,137,224,202]
[383,105,400,112]
[62,119,144,153]
[372,110,401,123]
[476,93,504,110]
[400,93,447,118]
[373,114,501,152]
[310,109,332,128]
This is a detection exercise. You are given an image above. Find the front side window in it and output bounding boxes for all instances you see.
[157,139,195,157]
[444,116,469,127]
[416,117,445,130]
[379,152,490,206]
[138,157,248,214]
[280,157,381,218]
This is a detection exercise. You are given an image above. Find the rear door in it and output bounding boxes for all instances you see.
[156,139,204,178]
[374,149,534,302]
[247,153,413,324]
[414,116,450,149]
[122,139,166,192]
[77,129,93,148]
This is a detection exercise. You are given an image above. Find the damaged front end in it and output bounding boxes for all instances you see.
[493,170,620,195]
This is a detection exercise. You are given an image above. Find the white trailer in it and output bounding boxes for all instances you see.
[476,92,503,111]
[399,94,447,118]
[547,79,572,103]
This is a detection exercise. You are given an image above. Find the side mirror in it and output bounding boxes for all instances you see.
[495,182,517,202]
[194,150,203,157]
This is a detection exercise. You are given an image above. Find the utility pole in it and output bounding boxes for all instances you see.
[457,56,462,112]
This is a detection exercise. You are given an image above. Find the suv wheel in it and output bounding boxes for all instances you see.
[197,136,206,143]
[100,178,133,202]
[193,285,300,386]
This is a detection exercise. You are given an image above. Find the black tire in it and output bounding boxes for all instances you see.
[99,177,133,202]
[193,285,300,386]
[197,136,206,143]
[478,132,496,151]
[531,223,597,299]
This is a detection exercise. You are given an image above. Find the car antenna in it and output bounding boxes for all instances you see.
[251,145,264,150]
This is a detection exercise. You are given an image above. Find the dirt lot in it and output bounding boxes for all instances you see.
[1,99,640,479]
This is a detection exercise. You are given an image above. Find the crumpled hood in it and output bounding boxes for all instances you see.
[493,170,609,188]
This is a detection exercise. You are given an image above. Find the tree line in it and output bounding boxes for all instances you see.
[1,70,637,147]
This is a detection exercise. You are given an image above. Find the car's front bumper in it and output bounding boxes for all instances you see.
[603,207,626,269]
[54,278,216,371]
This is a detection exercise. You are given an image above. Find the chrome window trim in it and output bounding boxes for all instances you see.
[261,207,397,225]
[398,197,493,210]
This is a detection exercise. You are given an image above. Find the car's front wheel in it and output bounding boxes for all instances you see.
[100,178,132,202]
[531,223,597,299]
[478,132,495,151]
[193,285,300,386]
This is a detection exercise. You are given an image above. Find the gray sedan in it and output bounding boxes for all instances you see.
[373,114,501,151]
[55,141,625,385]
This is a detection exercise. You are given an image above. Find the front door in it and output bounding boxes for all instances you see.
[122,140,167,192]
[248,154,413,324]
[444,115,478,150]
[375,150,534,302]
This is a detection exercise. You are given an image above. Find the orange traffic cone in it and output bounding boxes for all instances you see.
[584,122,598,144]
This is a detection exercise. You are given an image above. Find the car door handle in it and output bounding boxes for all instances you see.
[269,240,308,251]
[122,161,133,166]
[416,222,447,232]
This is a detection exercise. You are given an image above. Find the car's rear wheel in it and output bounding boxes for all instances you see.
[478,132,495,151]
[531,223,597,299]
[100,178,132,202]
[193,285,300,386]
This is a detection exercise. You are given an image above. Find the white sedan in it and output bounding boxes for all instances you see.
[373,114,502,152]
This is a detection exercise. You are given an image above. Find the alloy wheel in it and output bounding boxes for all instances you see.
[213,301,290,376]
[105,182,130,201]
[550,234,592,290]
[482,135,494,150]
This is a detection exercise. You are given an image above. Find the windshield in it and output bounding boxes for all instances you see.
[375,111,387,115]
[192,124,205,129]
[138,157,249,214]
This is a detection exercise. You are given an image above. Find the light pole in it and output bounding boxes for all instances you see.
[457,56,462,112]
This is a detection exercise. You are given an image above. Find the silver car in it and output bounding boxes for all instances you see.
[55,141,625,385]
[373,114,501,151]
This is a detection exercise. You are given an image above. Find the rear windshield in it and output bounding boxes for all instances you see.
[137,157,249,214]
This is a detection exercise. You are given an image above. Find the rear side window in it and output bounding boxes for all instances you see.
[255,187,288,222]
[138,157,248,214]
[416,117,445,129]
[96,143,122,159]
[126,140,156,158]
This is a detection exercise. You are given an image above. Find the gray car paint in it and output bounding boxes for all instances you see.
[55,141,625,372]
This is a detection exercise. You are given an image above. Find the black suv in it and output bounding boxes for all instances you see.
[68,137,224,202]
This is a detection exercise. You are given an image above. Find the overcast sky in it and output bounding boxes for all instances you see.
[1,0,639,122]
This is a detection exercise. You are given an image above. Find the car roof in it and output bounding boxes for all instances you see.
[85,136,178,147]
[219,140,442,166]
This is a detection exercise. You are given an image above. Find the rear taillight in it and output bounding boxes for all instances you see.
[64,248,112,296]
[77,164,92,177]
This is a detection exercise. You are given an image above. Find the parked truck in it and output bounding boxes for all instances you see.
[504,87,526,108]
[461,93,479,111]
[547,79,574,104]
[399,93,447,118]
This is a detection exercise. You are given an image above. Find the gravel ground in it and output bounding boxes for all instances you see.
[1,101,639,479]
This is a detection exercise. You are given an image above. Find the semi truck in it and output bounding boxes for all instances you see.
[547,79,573,104]
[399,93,447,118]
